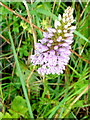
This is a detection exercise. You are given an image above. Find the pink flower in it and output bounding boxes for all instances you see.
[30,6,76,75]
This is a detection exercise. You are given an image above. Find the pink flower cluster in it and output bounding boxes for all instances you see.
[30,7,76,75]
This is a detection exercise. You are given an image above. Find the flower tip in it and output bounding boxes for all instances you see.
[54,20,61,29]
[58,14,61,21]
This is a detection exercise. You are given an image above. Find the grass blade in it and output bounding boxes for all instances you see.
[9,30,34,118]
[74,30,90,43]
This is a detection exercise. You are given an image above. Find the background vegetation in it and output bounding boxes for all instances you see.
[0,1,90,119]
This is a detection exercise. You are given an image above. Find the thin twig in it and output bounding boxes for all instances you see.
[23,0,37,47]
[0,2,44,32]
[0,42,6,48]
[4,57,13,67]
[70,85,90,107]
[62,85,90,118]
[0,34,10,44]
[76,1,90,26]
[70,49,90,64]
[23,0,37,98]
[1,21,15,34]
[50,0,57,24]
[1,55,13,59]
[26,65,36,99]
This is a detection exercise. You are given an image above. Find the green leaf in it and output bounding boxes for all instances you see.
[3,112,12,118]
[0,112,3,119]
[9,110,19,118]
[9,96,28,117]
[36,8,57,20]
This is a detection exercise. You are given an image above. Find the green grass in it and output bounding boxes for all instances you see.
[9,30,34,118]
[0,1,90,119]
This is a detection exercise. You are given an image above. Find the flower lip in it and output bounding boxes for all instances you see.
[47,43,51,47]
[49,40,53,43]
[57,36,62,42]
[54,46,59,50]
[47,28,56,33]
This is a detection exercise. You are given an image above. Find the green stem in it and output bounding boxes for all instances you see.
[9,30,34,118]
[0,83,4,113]
[42,76,50,98]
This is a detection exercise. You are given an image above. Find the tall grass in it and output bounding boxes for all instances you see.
[9,30,34,118]
[0,1,90,119]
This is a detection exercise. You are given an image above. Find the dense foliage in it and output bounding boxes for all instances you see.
[0,1,90,119]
